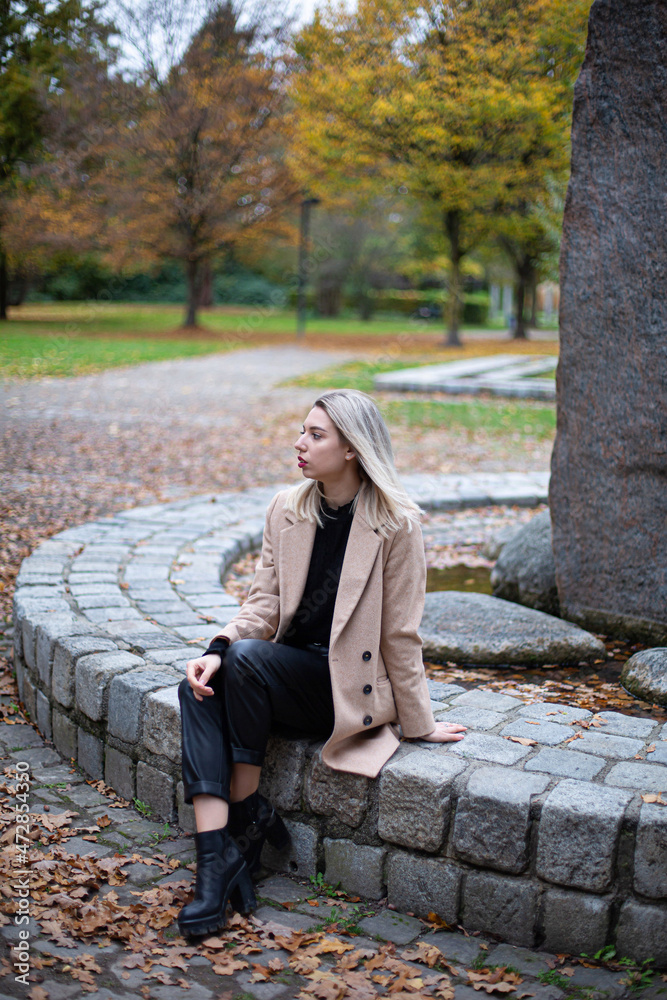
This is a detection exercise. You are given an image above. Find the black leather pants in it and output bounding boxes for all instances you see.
[178,638,335,804]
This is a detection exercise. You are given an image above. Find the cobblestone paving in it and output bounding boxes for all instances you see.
[2,696,660,1000]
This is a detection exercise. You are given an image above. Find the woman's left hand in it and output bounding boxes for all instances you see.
[416,721,467,743]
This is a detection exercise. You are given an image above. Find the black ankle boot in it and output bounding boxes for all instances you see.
[227,790,290,875]
[177,826,257,938]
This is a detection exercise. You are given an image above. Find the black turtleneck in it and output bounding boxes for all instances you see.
[203,496,356,659]
[282,496,355,648]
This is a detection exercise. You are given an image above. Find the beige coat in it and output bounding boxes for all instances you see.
[212,487,436,778]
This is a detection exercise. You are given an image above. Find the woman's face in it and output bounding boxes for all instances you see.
[294,406,356,483]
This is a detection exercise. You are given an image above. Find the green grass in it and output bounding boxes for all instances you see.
[0,302,558,379]
[0,331,243,379]
[382,398,556,438]
[4,300,479,339]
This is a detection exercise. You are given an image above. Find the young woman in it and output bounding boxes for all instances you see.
[177,388,466,938]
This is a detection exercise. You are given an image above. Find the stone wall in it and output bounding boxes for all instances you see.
[11,485,667,965]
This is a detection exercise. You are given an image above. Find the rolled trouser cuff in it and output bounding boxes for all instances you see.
[231,745,266,766]
[182,780,230,805]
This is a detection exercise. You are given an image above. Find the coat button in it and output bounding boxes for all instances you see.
[363,683,372,694]
[362,651,371,661]
[363,715,373,726]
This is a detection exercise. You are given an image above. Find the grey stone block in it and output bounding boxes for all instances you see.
[108,669,177,744]
[605,761,667,793]
[386,850,461,924]
[77,728,104,780]
[258,736,308,811]
[501,719,571,746]
[462,871,538,946]
[517,702,591,724]
[447,732,532,765]
[261,819,318,878]
[450,689,523,712]
[52,635,118,708]
[541,888,611,955]
[36,689,52,740]
[568,731,645,759]
[52,709,77,760]
[634,802,667,899]
[143,646,193,665]
[11,746,60,766]
[13,618,24,661]
[651,742,667,765]
[536,779,633,892]
[142,685,181,762]
[36,614,90,686]
[427,680,466,701]
[21,612,54,670]
[595,712,658,740]
[14,647,25,701]
[434,706,506,731]
[13,593,70,621]
[524,748,606,780]
[483,943,552,977]
[358,909,423,945]
[305,753,369,827]
[378,750,466,851]
[75,593,132,609]
[105,746,135,801]
[615,901,667,966]
[453,767,549,873]
[21,671,36,721]
[136,762,175,823]
[323,838,386,899]
[428,931,483,966]
[76,651,144,721]
[176,781,195,834]
[0,721,42,750]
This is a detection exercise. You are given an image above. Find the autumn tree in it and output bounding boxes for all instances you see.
[0,0,114,318]
[288,0,589,345]
[106,0,300,328]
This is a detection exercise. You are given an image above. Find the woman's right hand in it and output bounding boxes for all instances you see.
[186,653,222,702]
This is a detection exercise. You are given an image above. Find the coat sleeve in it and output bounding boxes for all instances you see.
[379,518,436,738]
[209,491,283,646]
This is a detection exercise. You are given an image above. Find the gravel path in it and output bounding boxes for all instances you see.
[0,345,347,428]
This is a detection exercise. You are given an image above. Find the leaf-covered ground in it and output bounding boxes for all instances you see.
[1,342,665,996]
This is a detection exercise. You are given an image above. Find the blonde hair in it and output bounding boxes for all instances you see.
[283,388,423,537]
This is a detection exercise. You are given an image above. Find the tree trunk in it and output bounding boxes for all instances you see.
[184,258,200,327]
[514,276,527,339]
[198,262,213,308]
[0,249,7,321]
[358,287,373,320]
[513,257,534,340]
[444,210,463,347]
[529,273,539,328]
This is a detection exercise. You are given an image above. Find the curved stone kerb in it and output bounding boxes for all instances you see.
[11,480,667,963]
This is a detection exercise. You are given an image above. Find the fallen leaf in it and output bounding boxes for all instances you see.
[506,736,537,747]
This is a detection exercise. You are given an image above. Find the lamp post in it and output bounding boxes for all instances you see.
[296,195,320,340]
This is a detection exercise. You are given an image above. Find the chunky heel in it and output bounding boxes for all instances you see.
[177,826,255,939]
[265,810,290,850]
[230,869,257,915]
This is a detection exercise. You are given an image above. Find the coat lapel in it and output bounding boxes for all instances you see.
[330,506,381,648]
[277,516,316,639]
